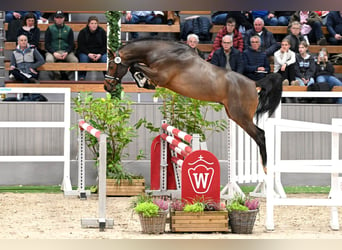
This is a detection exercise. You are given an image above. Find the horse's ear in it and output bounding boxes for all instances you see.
[107,48,114,59]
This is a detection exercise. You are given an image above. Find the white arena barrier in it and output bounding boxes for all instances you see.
[0,87,72,194]
[265,118,342,231]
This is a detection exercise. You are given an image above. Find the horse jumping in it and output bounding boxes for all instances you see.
[105,38,283,173]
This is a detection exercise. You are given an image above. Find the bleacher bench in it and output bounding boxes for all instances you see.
[4,62,106,81]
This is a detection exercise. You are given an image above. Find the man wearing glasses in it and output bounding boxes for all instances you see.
[210,35,244,74]
[242,35,270,81]
[207,17,243,61]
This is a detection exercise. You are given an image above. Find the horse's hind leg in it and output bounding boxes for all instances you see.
[225,107,267,173]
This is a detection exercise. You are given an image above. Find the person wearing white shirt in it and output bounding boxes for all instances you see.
[273,38,298,86]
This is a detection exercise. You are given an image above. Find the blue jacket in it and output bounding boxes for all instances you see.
[244,27,280,57]
[326,11,342,37]
[210,47,243,73]
[242,47,270,80]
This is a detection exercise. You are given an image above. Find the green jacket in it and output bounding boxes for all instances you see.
[45,24,74,53]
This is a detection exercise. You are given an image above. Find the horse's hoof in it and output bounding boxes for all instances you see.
[143,83,156,89]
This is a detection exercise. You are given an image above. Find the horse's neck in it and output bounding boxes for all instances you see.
[123,45,149,64]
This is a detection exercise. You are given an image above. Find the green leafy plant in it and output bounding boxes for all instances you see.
[72,92,138,181]
[171,196,224,212]
[134,202,160,217]
[227,193,260,212]
[183,202,205,213]
[135,88,228,141]
[133,194,170,217]
[105,11,123,99]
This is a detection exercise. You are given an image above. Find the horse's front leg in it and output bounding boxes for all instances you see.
[133,63,167,87]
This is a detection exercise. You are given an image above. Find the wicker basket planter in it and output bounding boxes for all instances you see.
[138,211,168,234]
[228,209,258,234]
[106,179,145,196]
[170,210,229,232]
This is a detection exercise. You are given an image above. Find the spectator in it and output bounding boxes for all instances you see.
[274,38,297,86]
[16,12,45,56]
[211,35,243,73]
[5,11,45,42]
[77,16,107,80]
[326,11,342,45]
[275,11,296,26]
[186,34,205,59]
[244,17,280,58]
[294,41,315,86]
[285,21,305,53]
[290,11,327,45]
[315,47,342,103]
[44,11,79,80]
[242,35,270,81]
[251,11,278,26]
[207,17,243,61]
[9,34,44,83]
[124,11,164,39]
[314,11,330,25]
[5,11,45,23]
[211,11,229,25]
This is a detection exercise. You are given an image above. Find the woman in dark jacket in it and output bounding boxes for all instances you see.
[294,41,315,86]
[77,16,107,80]
[16,12,43,55]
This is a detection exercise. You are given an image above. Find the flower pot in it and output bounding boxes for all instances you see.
[138,211,168,234]
[170,210,229,232]
[228,209,258,234]
[106,178,145,196]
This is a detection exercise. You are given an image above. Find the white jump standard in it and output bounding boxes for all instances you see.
[78,120,114,231]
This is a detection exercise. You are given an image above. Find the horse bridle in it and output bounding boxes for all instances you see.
[105,56,121,82]
[105,53,126,83]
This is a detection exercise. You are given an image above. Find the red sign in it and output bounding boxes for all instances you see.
[150,135,177,190]
[181,150,220,204]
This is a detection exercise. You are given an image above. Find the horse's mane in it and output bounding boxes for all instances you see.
[119,37,193,56]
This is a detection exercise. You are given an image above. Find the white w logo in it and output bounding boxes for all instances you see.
[188,165,214,194]
[192,173,210,189]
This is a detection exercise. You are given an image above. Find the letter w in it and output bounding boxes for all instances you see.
[192,173,209,189]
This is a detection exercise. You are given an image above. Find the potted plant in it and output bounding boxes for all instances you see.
[72,92,145,196]
[133,194,170,234]
[227,193,260,234]
[170,196,228,233]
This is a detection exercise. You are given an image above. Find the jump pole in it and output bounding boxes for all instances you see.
[78,120,114,231]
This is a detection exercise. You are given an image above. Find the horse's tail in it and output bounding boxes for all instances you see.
[255,73,283,122]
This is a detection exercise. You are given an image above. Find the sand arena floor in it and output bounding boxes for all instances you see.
[1,193,342,239]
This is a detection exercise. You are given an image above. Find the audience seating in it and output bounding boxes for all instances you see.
[3,11,342,93]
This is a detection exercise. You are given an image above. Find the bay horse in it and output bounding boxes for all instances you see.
[105,38,282,173]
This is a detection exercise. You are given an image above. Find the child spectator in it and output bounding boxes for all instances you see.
[294,41,315,86]
[274,38,297,86]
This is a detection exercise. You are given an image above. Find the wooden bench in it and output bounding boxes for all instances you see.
[283,85,342,91]
[4,81,155,93]
[121,15,180,33]
[4,62,106,81]
[4,81,342,93]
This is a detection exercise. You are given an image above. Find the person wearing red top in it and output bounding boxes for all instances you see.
[207,17,243,61]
